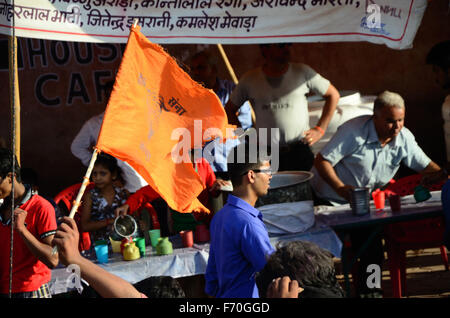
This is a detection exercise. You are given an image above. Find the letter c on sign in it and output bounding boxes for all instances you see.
[35,74,60,107]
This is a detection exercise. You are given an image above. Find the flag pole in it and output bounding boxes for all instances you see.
[68,148,99,219]
[51,148,99,255]
[8,36,20,165]
[216,44,256,125]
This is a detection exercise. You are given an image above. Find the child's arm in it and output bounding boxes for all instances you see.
[80,192,114,232]
[53,217,143,298]
[14,208,59,269]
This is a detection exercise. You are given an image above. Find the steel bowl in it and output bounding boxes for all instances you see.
[255,171,314,207]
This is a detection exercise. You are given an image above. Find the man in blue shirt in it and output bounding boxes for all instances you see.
[311,91,444,297]
[189,49,253,179]
[205,143,275,298]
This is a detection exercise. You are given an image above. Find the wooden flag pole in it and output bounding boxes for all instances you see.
[68,148,99,219]
[8,36,20,165]
[52,148,99,255]
[216,44,256,125]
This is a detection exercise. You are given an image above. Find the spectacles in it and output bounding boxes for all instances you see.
[241,169,273,176]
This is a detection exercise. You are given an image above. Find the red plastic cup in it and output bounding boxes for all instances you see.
[180,230,194,248]
[372,189,385,210]
[194,224,210,243]
[388,194,401,213]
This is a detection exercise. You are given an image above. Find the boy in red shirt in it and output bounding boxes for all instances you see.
[0,148,58,298]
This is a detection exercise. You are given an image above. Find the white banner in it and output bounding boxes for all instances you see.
[0,0,427,49]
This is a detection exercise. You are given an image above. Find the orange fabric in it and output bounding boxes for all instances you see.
[96,26,228,214]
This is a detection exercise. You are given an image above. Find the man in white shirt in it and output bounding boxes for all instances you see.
[225,43,340,172]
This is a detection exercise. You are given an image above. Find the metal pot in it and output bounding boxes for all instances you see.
[255,171,314,207]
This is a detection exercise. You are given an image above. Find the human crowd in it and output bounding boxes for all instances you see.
[0,40,449,299]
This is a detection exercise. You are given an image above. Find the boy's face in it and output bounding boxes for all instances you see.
[0,174,12,200]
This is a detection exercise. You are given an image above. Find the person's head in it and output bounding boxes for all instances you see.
[0,148,22,200]
[91,153,122,190]
[373,91,405,141]
[259,43,292,65]
[133,276,186,298]
[227,142,272,197]
[256,241,345,298]
[426,41,450,89]
[189,50,218,89]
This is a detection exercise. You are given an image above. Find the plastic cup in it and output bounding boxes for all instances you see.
[194,224,210,243]
[388,194,401,213]
[94,242,109,264]
[134,237,146,257]
[109,237,122,253]
[372,190,385,210]
[180,230,194,248]
[149,229,161,248]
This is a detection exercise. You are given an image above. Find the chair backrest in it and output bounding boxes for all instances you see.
[385,174,445,197]
[54,182,95,212]
[54,182,95,251]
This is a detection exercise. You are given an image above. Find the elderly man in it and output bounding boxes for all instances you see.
[225,43,340,172]
[310,91,444,297]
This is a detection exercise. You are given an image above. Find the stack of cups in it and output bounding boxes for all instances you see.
[350,187,370,216]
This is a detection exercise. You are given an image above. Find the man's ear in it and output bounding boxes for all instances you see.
[6,172,14,183]
[247,170,256,184]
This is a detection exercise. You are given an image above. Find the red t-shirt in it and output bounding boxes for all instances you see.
[0,194,57,293]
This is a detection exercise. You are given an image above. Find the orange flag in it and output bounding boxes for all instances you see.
[96,26,228,214]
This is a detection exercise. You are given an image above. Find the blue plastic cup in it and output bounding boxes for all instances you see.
[94,242,109,264]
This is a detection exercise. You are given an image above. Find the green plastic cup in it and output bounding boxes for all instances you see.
[134,237,146,257]
[149,229,161,248]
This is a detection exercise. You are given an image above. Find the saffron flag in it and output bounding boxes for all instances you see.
[96,25,228,213]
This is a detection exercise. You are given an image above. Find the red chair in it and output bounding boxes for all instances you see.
[384,174,449,298]
[54,182,95,252]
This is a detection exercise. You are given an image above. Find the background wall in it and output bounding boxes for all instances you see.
[0,0,449,197]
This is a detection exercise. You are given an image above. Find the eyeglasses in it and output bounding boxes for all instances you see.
[241,169,273,176]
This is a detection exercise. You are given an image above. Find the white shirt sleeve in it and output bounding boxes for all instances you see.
[70,114,102,166]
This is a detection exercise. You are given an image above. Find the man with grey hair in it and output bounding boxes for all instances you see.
[310,90,444,297]
[311,90,442,205]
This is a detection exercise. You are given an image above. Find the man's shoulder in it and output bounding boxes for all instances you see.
[336,115,372,134]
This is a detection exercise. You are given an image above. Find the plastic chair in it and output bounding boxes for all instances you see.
[384,174,449,298]
[54,182,95,252]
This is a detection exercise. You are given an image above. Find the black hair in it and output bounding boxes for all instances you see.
[426,41,450,71]
[227,139,270,187]
[133,276,186,298]
[256,241,345,298]
[0,147,21,183]
[93,153,123,182]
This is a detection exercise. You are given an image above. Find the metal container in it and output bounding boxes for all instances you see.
[113,215,138,238]
[350,187,370,216]
[255,171,314,207]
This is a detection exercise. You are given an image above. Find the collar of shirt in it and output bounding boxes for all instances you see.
[226,194,262,221]
[0,184,33,226]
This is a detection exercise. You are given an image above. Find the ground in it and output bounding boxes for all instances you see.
[334,247,450,298]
